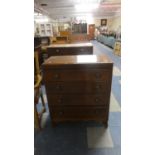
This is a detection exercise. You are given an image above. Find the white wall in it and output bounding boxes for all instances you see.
[108,16,121,31]
[87,16,121,32]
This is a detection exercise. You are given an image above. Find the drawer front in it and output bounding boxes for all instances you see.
[47,47,93,57]
[45,82,107,94]
[50,106,107,120]
[47,48,64,56]
[43,69,110,82]
[68,47,93,54]
[47,48,63,53]
[47,94,109,106]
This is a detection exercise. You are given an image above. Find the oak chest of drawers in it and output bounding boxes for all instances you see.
[42,55,113,127]
[47,43,93,58]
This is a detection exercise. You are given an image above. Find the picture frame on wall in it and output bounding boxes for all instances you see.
[101,19,107,26]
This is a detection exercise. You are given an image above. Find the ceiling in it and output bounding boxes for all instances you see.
[34,0,121,19]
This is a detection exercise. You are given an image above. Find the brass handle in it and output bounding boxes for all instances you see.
[54,74,59,79]
[58,98,62,103]
[59,111,63,115]
[95,85,101,89]
[95,73,101,78]
[56,85,61,90]
[95,98,100,102]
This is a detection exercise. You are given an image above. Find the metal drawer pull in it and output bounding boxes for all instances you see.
[95,73,101,78]
[59,111,63,115]
[56,49,60,52]
[56,85,61,90]
[95,98,100,102]
[58,98,62,103]
[54,74,59,79]
[96,85,101,89]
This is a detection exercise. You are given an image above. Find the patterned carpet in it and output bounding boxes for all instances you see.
[35,40,121,155]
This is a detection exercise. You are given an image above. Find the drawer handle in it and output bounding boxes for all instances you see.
[80,48,84,51]
[59,111,63,115]
[96,85,101,89]
[95,73,101,78]
[95,98,100,102]
[56,49,60,52]
[58,98,62,103]
[54,74,59,79]
[56,85,61,90]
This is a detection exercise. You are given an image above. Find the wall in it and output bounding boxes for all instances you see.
[108,16,121,32]
[94,19,101,27]
[90,16,121,32]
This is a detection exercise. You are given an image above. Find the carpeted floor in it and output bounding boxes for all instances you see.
[35,40,121,155]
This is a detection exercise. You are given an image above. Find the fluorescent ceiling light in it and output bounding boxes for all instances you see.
[86,14,94,24]
[75,4,99,12]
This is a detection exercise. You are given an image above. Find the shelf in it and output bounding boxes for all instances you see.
[38,23,53,37]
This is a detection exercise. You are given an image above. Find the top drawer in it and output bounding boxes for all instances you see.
[47,47,93,57]
[43,69,110,82]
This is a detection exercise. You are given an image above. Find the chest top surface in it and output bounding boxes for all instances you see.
[42,55,113,67]
[47,42,93,48]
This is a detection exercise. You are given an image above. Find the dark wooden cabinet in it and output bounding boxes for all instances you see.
[46,43,93,58]
[89,24,95,40]
[42,55,113,127]
[34,36,50,66]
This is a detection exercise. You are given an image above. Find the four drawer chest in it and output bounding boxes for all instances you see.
[42,55,113,127]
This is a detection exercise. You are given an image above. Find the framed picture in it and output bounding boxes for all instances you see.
[101,19,107,26]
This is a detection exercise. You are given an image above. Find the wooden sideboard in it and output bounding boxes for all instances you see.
[42,55,113,127]
[55,36,69,44]
[70,34,90,42]
[46,43,93,58]
[34,36,50,46]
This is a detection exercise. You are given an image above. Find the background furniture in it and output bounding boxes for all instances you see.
[42,55,113,127]
[34,36,51,66]
[60,31,71,37]
[46,43,93,57]
[72,23,87,34]
[34,37,42,67]
[114,41,121,56]
[34,52,46,130]
[70,34,90,43]
[55,36,69,44]
[52,32,89,44]
[89,24,95,40]
[36,23,53,37]
[34,36,50,46]
[34,75,46,130]
[97,34,116,48]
